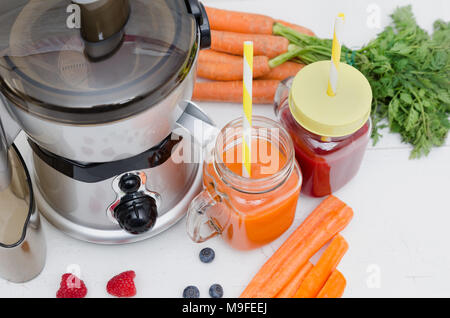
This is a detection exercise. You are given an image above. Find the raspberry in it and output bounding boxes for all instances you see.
[56,273,88,298]
[107,271,137,297]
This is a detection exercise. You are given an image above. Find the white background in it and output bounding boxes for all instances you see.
[1,0,449,298]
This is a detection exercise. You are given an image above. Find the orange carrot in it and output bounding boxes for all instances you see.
[260,61,305,80]
[240,195,353,298]
[205,6,274,35]
[205,7,316,37]
[240,196,348,298]
[276,20,316,36]
[199,51,301,80]
[276,262,313,298]
[192,80,279,104]
[197,56,270,81]
[211,30,289,59]
[294,234,349,298]
[198,50,243,64]
[317,270,346,298]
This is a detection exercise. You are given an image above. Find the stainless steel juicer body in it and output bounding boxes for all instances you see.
[4,63,197,163]
[0,0,215,244]
[0,0,209,163]
[29,99,217,244]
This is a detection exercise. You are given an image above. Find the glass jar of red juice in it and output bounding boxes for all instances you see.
[274,61,372,197]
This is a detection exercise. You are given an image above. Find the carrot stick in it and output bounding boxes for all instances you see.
[192,80,280,104]
[259,212,352,298]
[260,61,305,80]
[276,20,316,36]
[294,234,349,298]
[240,196,349,298]
[317,270,346,298]
[211,30,289,58]
[197,56,270,81]
[276,262,313,298]
[205,6,274,35]
[240,195,353,298]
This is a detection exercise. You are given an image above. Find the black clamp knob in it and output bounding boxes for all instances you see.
[113,174,158,235]
[119,173,141,194]
[185,0,211,49]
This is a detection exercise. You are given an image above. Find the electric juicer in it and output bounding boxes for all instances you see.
[0,0,216,244]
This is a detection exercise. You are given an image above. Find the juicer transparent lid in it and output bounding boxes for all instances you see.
[0,0,198,124]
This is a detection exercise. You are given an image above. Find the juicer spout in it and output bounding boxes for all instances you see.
[175,101,218,149]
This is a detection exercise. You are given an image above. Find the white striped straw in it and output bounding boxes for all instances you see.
[327,13,345,97]
[242,41,253,177]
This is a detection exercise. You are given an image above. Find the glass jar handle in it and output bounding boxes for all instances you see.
[274,77,294,117]
[186,190,220,243]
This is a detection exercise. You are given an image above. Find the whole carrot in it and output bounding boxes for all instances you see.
[276,20,316,36]
[205,7,315,37]
[260,61,305,80]
[197,56,270,81]
[199,50,243,64]
[205,6,274,35]
[276,262,313,298]
[241,196,353,298]
[317,270,346,298]
[211,30,289,59]
[198,50,301,81]
[192,80,280,104]
[294,234,349,298]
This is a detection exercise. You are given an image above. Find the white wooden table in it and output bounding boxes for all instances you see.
[1,0,449,298]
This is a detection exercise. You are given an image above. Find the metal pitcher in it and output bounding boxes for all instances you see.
[0,115,46,283]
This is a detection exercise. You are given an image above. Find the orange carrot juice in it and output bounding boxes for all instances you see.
[202,136,301,250]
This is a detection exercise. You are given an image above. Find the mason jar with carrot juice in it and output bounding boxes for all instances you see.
[186,116,302,250]
[274,61,372,197]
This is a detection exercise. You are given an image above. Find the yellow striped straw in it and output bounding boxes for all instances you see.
[327,13,345,97]
[242,41,253,177]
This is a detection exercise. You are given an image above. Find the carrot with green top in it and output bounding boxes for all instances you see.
[294,234,349,298]
[260,61,305,80]
[192,80,280,104]
[205,6,275,35]
[205,7,315,36]
[198,50,243,64]
[211,30,289,58]
[240,196,353,298]
[197,56,270,80]
[317,270,347,298]
[198,50,303,81]
[276,20,316,36]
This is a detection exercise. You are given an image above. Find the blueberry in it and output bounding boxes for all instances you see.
[199,247,215,263]
[209,284,224,298]
[183,286,200,298]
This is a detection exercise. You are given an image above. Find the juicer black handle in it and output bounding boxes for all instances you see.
[185,0,211,49]
[113,173,158,235]
[114,193,158,235]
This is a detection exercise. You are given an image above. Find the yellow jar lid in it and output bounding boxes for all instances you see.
[289,60,372,137]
